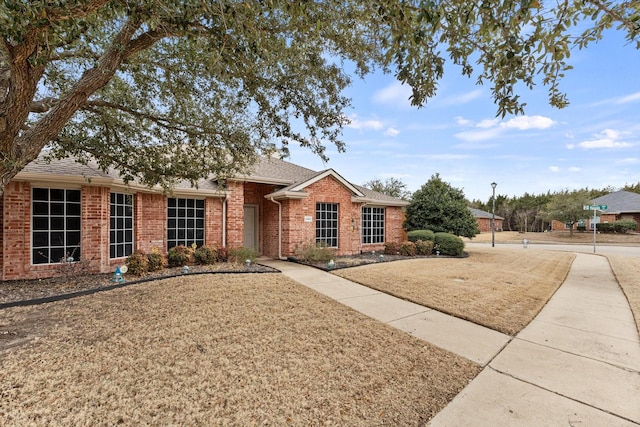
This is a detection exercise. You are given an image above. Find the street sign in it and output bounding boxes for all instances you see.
[583,205,608,210]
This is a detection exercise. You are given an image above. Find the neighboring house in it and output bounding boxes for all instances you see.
[0,155,408,281]
[592,190,640,225]
[551,190,640,231]
[469,207,504,233]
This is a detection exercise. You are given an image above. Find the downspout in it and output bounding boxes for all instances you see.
[359,202,367,254]
[269,197,284,260]
[222,193,228,248]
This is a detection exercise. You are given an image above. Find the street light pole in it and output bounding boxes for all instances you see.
[491,182,497,248]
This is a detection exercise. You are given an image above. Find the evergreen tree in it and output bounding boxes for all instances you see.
[405,174,479,238]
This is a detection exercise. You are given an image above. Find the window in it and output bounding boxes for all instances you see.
[167,198,205,249]
[316,203,338,247]
[110,192,134,258]
[362,206,385,244]
[32,188,81,264]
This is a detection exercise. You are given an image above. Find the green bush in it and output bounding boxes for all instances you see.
[228,247,259,264]
[147,251,164,272]
[126,250,149,275]
[597,219,638,234]
[383,241,400,255]
[577,225,586,233]
[407,229,435,242]
[193,245,218,265]
[294,240,335,263]
[434,232,465,256]
[167,245,192,267]
[398,241,417,256]
[415,239,434,256]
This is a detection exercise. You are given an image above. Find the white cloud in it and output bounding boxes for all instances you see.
[617,158,640,164]
[477,118,500,129]
[384,127,399,137]
[549,166,560,173]
[372,81,412,106]
[442,89,483,106]
[455,116,472,126]
[616,92,640,104]
[568,167,582,172]
[346,114,383,131]
[454,127,504,142]
[567,128,633,149]
[502,115,556,130]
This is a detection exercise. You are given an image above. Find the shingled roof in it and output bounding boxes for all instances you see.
[16,154,407,206]
[592,190,640,214]
[468,207,504,220]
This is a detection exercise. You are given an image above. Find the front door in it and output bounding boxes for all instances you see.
[243,205,258,251]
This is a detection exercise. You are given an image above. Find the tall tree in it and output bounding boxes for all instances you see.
[1,1,638,196]
[405,173,479,238]
[363,177,411,200]
[543,189,592,236]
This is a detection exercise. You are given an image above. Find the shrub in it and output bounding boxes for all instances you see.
[577,225,586,233]
[434,232,465,256]
[398,241,417,256]
[294,240,335,263]
[126,250,149,275]
[167,245,192,267]
[193,245,218,265]
[216,246,228,263]
[147,251,164,272]
[597,220,637,234]
[407,229,435,242]
[383,241,400,255]
[228,247,259,264]
[415,239,434,256]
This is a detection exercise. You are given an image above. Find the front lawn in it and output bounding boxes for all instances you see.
[333,247,576,335]
[0,274,479,426]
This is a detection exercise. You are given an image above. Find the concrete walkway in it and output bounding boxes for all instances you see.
[260,253,640,425]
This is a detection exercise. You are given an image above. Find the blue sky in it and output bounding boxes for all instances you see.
[286,30,640,203]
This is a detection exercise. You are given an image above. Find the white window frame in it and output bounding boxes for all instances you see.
[110,192,134,259]
[315,202,339,248]
[362,206,385,244]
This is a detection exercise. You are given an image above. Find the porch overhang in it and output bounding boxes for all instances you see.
[351,196,410,207]
[264,190,309,200]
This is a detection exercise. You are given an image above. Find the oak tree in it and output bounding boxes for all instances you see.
[1,0,638,195]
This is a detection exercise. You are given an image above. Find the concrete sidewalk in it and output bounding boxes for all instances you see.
[260,253,640,425]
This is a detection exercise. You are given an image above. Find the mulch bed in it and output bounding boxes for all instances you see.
[0,263,276,307]
[289,251,465,271]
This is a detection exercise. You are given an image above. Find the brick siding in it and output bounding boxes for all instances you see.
[2,175,408,280]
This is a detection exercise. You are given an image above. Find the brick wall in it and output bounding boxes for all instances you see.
[81,186,109,272]
[476,217,503,233]
[135,192,166,254]
[226,181,244,250]
[1,175,408,279]
[272,176,407,257]
[2,181,31,279]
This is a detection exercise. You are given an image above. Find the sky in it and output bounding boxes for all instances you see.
[285,29,640,203]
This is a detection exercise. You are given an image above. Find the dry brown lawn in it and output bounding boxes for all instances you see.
[0,274,479,426]
[606,255,640,333]
[469,230,640,245]
[334,248,575,335]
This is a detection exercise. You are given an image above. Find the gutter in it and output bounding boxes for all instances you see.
[269,197,285,260]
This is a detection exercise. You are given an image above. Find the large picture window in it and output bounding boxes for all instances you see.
[316,203,338,247]
[167,198,205,249]
[362,206,385,244]
[110,192,134,258]
[32,188,81,264]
